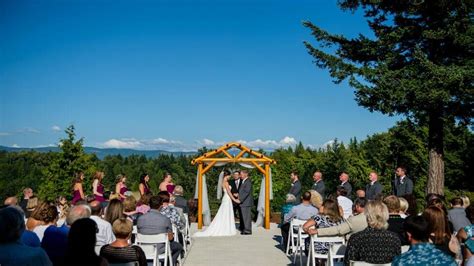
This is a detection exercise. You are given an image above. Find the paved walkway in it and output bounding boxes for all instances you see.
[184,223,292,266]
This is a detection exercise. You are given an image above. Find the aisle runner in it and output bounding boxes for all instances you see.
[185,223,291,266]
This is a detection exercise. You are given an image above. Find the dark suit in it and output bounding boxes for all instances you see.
[394,176,413,197]
[289,180,302,204]
[365,181,383,200]
[312,180,325,198]
[341,181,353,199]
[239,178,253,234]
[229,179,241,221]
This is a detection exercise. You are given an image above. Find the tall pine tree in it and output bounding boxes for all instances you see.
[303,0,473,195]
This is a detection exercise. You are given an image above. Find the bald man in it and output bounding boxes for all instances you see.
[4,196,18,206]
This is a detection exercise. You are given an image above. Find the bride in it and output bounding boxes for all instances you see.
[194,170,240,237]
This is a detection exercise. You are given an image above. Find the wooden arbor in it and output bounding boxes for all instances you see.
[191,142,276,230]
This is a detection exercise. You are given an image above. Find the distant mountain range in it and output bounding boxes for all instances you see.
[0,145,197,159]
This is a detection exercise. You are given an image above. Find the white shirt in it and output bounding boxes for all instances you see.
[90,215,115,246]
[337,195,354,219]
[33,225,51,241]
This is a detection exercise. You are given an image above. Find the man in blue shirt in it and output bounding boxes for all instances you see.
[0,207,52,266]
[392,215,456,266]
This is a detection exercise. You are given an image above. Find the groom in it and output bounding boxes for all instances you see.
[238,169,253,235]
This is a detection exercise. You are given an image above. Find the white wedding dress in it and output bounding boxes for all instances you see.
[194,186,237,237]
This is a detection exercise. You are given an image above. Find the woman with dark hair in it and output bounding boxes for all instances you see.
[100,218,147,266]
[115,174,128,201]
[71,171,85,205]
[92,171,106,203]
[159,172,175,194]
[32,205,59,241]
[138,173,151,196]
[104,199,124,225]
[62,218,108,266]
[303,199,344,255]
[423,206,456,257]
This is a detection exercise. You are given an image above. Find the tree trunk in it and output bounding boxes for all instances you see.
[426,112,445,195]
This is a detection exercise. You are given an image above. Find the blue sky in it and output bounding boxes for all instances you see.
[0,0,400,151]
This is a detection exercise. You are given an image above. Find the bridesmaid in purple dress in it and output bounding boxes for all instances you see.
[71,171,85,205]
[139,173,151,196]
[159,172,175,194]
[92,171,106,202]
[115,174,128,201]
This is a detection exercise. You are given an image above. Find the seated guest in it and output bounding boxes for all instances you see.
[448,197,470,232]
[309,190,323,209]
[89,200,115,248]
[384,195,408,245]
[27,202,51,231]
[281,191,318,248]
[356,189,366,199]
[4,196,18,206]
[173,185,189,214]
[56,196,69,226]
[25,196,39,219]
[336,186,353,219]
[392,215,457,266]
[62,218,108,266]
[279,194,296,227]
[398,197,409,218]
[303,199,344,255]
[123,196,139,225]
[344,200,401,265]
[0,207,52,266]
[100,218,147,266]
[157,191,185,231]
[313,197,368,239]
[423,206,456,257]
[457,205,474,264]
[137,195,183,265]
[136,194,151,214]
[104,199,124,225]
[461,196,470,208]
[33,205,59,241]
[42,204,91,265]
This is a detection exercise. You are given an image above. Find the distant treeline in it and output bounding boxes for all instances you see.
[0,120,472,212]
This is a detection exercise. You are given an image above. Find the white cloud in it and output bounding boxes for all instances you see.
[201,138,215,146]
[12,144,20,148]
[51,125,61,132]
[17,128,40,134]
[103,139,142,149]
[0,132,10,137]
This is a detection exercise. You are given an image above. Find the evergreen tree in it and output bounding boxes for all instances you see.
[303,1,473,195]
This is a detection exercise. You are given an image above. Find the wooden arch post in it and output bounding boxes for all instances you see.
[192,142,276,230]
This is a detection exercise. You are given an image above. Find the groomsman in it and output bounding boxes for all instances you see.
[365,172,383,200]
[394,166,413,197]
[311,171,325,198]
[289,171,302,204]
[339,172,353,199]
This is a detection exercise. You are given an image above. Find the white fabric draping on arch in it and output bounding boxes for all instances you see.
[255,169,273,227]
[194,162,273,227]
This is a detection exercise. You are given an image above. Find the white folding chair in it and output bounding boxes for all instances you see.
[94,245,102,256]
[171,224,182,265]
[293,224,310,266]
[131,225,138,245]
[286,218,307,256]
[136,233,173,266]
[349,261,391,266]
[306,235,345,266]
[182,213,191,255]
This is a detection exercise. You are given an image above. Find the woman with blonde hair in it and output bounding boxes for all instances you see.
[344,201,401,265]
[115,174,128,201]
[92,171,106,203]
